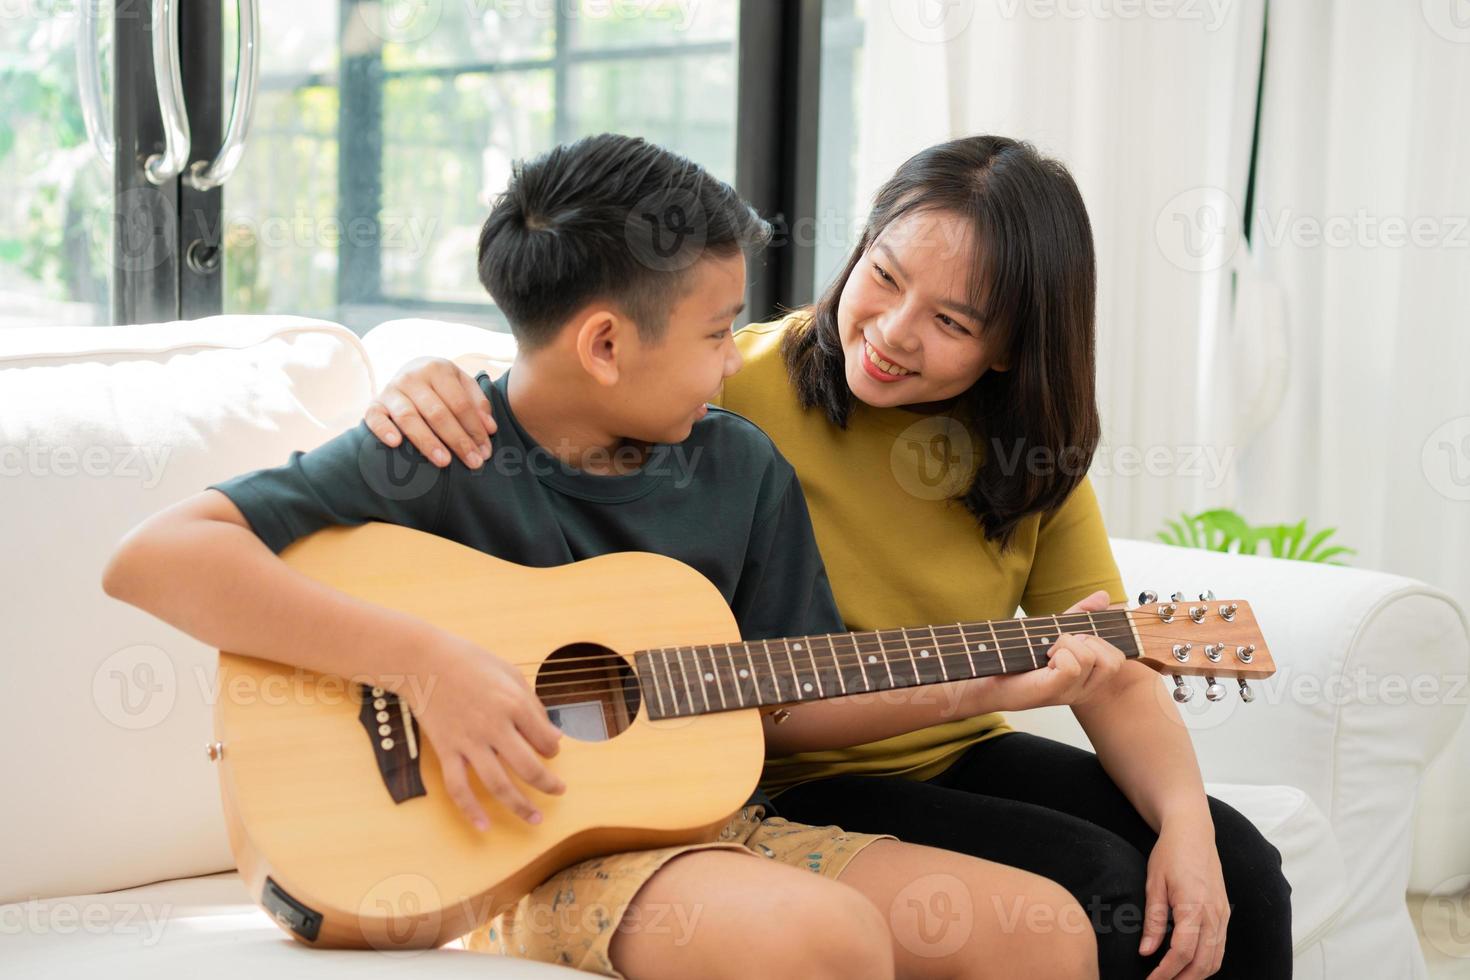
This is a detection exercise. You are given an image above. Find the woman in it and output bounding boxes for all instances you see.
[363,135,1292,979]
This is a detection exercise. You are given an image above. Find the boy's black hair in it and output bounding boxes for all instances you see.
[476,133,772,349]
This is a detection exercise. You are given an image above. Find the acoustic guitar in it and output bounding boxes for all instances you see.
[208,521,1274,950]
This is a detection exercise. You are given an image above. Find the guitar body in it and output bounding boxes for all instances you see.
[214,522,764,950]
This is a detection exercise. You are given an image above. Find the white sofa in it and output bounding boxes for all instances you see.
[2,315,1466,979]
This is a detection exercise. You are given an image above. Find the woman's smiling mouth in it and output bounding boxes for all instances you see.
[862,339,917,382]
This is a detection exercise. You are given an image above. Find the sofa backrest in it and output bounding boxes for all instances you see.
[0,316,375,903]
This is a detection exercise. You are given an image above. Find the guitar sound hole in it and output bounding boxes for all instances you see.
[534,644,641,742]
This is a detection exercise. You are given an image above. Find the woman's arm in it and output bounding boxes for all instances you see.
[1070,626,1213,832]
[762,591,1125,755]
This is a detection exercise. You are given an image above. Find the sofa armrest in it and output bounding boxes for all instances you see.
[1010,537,1469,972]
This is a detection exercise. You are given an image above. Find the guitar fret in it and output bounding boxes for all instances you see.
[702,643,726,705]
[738,642,763,706]
[894,630,921,685]
[760,639,783,703]
[725,642,751,707]
[673,648,696,716]
[795,638,825,698]
[953,622,982,675]
[1017,618,1041,669]
[647,650,668,717]
[980,621,1001,673]
[823,634,848,695]
[926,625,950,682]
[781,638,812,701]
[850,632,873,691]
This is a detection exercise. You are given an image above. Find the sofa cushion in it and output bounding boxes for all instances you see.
[0,872,577,977]
[0,316,375,904]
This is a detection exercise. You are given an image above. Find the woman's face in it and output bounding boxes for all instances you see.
[837,209,1007,410]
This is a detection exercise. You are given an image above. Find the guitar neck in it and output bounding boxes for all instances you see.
[633,610,1141,720]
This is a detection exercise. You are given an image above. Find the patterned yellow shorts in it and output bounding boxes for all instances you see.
[460,804,894,978]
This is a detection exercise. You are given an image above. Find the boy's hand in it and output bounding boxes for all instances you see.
[365,357,494,470]
[404,635,566,830]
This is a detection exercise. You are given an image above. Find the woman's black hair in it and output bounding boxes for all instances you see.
[781,135,1101,551]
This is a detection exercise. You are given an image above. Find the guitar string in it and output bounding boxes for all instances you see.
[484,626,1262,705]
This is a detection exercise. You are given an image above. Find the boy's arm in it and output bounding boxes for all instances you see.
[101,428,565,829]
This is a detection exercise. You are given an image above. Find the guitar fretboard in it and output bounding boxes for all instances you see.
[632,610,1139,719]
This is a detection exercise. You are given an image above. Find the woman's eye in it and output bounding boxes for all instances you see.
[872,262,895,285]
[937,314,971,335]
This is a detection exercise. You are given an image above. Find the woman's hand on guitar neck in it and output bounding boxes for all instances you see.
[365,357,494,469]
[406,634,566,831]
[981,590,1128,712]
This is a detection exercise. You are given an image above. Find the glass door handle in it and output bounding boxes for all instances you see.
[78,0,113,171]
[185,0,261,191]
[143,0,191,185]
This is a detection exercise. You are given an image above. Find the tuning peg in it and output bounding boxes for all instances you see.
[1204,675,1226,702]
[1138,590,1158,606]
[1171,675,1193,703]
[1199,590,1217,601]
[1238,679,1255,703]
[1170,591,1187,602]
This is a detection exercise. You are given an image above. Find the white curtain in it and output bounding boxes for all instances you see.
[857,1,1470,620]
[1235,0,1470,622]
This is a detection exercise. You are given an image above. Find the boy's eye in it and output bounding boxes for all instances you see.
[709,329,730,340]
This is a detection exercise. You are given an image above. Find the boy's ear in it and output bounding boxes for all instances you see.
[572,309,626,386]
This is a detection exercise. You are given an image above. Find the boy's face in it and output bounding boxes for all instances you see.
[609,251,747,444]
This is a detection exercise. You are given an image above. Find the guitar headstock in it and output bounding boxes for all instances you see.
[1129,591,1275,704]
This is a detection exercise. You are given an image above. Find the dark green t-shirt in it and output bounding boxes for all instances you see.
[209,369,845,810]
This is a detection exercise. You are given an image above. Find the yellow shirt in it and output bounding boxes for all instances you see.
[717,315,1127,793]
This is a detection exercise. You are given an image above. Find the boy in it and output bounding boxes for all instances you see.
[103,134,1095,980]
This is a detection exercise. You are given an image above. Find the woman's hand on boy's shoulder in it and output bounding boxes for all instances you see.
[365,356,496,469]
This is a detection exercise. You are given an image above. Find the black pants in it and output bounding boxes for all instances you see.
[773,731,1293,979]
